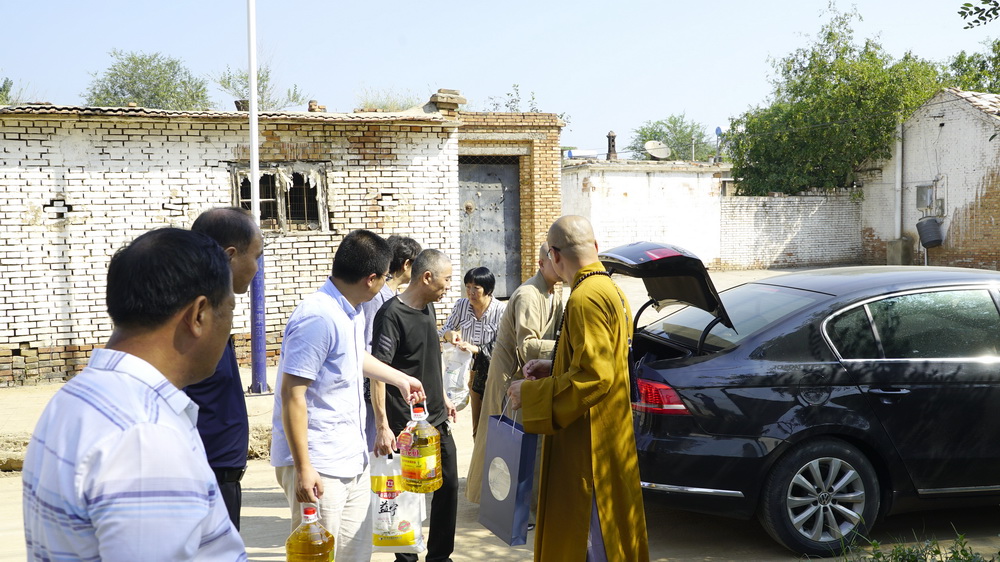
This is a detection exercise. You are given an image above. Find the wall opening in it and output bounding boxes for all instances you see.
[233,164,326,232]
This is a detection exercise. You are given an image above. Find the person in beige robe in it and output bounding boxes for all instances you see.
[465,242,563,504]
[509,216,649,562]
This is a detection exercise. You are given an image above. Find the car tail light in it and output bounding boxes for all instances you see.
[633,379,690,415]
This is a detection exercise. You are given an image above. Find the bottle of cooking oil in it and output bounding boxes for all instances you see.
[398,404,442,493]
[285,504,335,561]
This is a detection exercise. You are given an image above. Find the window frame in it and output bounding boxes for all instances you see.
[823,285,1000,362]
[230,163,328,233]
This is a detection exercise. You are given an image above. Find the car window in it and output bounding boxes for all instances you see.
[868,289,1000,359]
[647,283,825,349]
[827,306,879,360]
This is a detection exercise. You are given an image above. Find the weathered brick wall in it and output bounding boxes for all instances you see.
[457,112,562,282]
[0,113,459,385]
[720,194,862,269]
[904,100,1000,269]
[858,163,894,265]
[861,90,1000,268]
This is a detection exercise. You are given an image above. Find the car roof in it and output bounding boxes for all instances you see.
[750,266,1000,297]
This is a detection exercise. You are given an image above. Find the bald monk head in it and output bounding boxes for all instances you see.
[546,215,600,283]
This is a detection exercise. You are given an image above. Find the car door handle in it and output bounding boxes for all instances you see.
[868,388,911,397]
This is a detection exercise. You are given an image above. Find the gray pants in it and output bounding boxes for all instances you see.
[586,494,608,562]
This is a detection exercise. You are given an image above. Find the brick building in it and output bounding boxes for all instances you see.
[0,90,563,385]
[457,112,562,285]
[861,87,1000,267]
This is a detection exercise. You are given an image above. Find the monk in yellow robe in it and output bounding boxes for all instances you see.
[508,216,649,562]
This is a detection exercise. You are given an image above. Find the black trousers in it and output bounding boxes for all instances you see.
[217,479,242,531]
[396,423,457,562]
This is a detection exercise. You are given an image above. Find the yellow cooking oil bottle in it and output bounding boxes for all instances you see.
[398,404,442,493]
[285,504,335,561]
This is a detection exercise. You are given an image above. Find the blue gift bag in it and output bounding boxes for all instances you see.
[478,412,537,546]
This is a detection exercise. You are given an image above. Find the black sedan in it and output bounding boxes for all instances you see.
[599,242,1000,557]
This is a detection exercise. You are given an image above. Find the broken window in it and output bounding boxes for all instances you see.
[232,164,327,232]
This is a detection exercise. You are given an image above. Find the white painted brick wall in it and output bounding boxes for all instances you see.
[863,91,1000,252]
[563,161,861,269]
[720,195,861,269]
[562,162,725,262]
[0,117,462,355]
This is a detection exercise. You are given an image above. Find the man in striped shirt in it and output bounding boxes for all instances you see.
[22,228,247,561]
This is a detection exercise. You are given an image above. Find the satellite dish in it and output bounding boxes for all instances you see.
[644,140,671,160]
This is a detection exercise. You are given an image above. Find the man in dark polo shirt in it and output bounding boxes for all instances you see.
[184,207,264,529]
[371,249,457,562]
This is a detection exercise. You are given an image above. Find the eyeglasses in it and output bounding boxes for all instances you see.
[546,245,561,260]
[383,273,393,282]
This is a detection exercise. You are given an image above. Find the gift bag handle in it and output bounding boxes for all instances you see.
[499,394,522,434]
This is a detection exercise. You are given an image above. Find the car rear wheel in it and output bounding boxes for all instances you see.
[758,438,880,557]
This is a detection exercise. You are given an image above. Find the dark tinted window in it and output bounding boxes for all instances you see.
[827,307,879,360]
[868,290,1000,359]
[648,284,825,349]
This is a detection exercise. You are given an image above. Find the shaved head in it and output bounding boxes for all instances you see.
[411,249,451,279]
[548,215,597,260]
[538,241,549,261]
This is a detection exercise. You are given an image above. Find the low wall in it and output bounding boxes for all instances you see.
[718,193,862,269]
[561,160,864,270]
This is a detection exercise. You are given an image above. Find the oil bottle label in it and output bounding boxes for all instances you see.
[397,431,413,449]
[401,446,438,479]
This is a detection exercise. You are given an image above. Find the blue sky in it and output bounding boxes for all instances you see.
[3,1,997,152]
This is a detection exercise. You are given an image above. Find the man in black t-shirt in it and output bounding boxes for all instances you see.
[372,249,457,562]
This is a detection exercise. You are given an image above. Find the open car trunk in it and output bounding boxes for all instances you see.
[599,241,733,330]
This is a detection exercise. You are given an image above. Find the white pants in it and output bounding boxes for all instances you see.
[276,464,373,562]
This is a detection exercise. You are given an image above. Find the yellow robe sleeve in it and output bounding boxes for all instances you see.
[521,281,620,435]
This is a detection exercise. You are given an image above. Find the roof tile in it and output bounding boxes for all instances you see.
[0,104,448,123]
[945,87,1000,116]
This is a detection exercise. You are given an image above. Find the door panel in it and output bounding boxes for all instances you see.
[832,289,1000,492]
[458,156,521,298]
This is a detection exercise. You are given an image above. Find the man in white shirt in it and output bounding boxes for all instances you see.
[271,229,425,562]
[22,227,247,561]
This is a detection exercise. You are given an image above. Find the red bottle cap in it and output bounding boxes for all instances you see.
[303,506,317,516]
[413,406,425,414]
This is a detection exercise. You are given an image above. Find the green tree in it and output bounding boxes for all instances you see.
[959,0,1000,28]
[214,64,309,110]
[624,114,715,161]
[726,10,941,195]
[0,77,13,105]
[84,49,211,110]
[943,39,1000,91]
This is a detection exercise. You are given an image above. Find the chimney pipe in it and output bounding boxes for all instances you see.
[607,131,617,161]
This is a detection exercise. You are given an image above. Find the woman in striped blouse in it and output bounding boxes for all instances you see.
[441,266,507,437]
